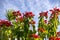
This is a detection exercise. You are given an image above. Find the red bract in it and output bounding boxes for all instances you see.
[16,16,23,22]
[13,11,21,16]
[32,34,40,38]
[50,10,53,12]
[29,12,35,17]
[39,11,48,18]
[57,32,60,35]
[54,7,60,12]
[49,36,56,40]
[24,12,35,18]
[29,20,35,24]
[24,12,29,17]
[44,11,48,18]
[16,11,21,16]
[56,37,60,40]
[57,32,60,36]
[50,7,60,15]
[44,20,47,23]
[4,20,11,27]
[39,12,44,17]
[0,20,11,27]
[0,20,3,26]
[13,11,17,16]
[50,10,55,14]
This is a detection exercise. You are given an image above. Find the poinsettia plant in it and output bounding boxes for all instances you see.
[0,7,60,40]
[6,10,37,40]
[38,11,48,40]
[48,7,60,38]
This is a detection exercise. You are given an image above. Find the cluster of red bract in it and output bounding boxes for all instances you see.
[12,11,23,22]
[31,34,40,38]
[24,12,35,24]
[39,11,48,18]
[12,11,35,24]
[50,7,60,18]
[13,11,21,16]
[50,7,60,14]
[9,10,35,25]
[0,19,11,27]
[49,36,60,40]
[24,12,35,18]
[39,7,60,18]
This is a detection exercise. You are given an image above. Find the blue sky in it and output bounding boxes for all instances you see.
[0,0,60,31]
